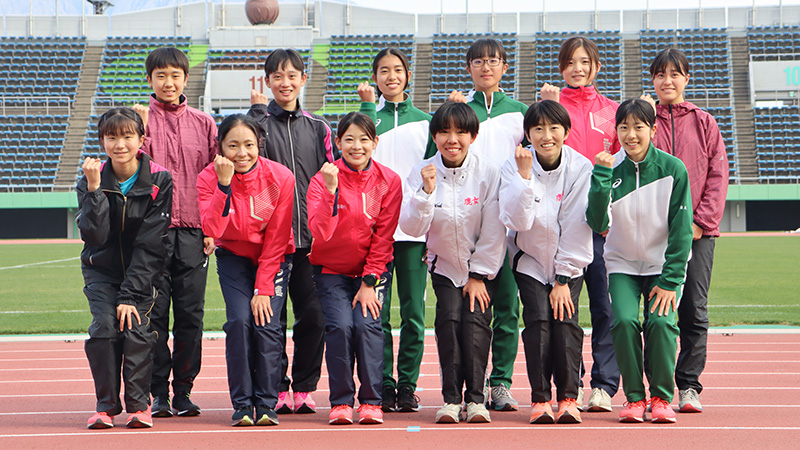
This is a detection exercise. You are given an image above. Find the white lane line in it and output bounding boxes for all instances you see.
[2,425,800,438]
[0,257,80,271]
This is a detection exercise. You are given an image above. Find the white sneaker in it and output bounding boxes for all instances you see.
[435,403,461,423]
[465,402,491,423]
[490,385,519,411]
[576,387,585,412]
[587,388,613,412]
[678,388,703,413]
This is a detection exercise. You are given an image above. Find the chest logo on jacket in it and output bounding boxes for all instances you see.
[612,178,623,189]
[463,197,480,206]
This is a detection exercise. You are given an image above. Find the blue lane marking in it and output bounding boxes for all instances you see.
[407,426,421,432]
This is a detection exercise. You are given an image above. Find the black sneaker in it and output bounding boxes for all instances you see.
[255,405,279,426]
[151,395,173,418]
[396,385,420,412]
[381,385,396,412]
[231,406,254,426]
[172,392,201,417]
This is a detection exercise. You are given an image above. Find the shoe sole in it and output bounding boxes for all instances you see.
[435,414,459,424]
[557,413,582,424]
[652,416,677,423]
[491,402,519,411]
[381,404,396,413]
[529,413,555,424]
[619,415,645,423]
[396,404,420,412]
[152,409,174,418]
[358,417,384,425]
[466,414,491,423]
[329,417,354,425]
[232,416,255,426]
[679,404,703,413]
[275,404,293,414]
[126,418,153,428]
[294,404,316,414]
[87,420,113,429]
[586,405,613,412]
[174,409,200,417]
[256,416,279,426]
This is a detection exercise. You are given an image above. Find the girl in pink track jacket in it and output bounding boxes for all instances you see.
[197,114,295,427]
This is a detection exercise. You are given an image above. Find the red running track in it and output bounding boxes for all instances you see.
[1,332,799,449]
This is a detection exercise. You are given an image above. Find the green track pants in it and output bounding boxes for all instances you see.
[609,273,680,403]
[488,256,520,388]
[381,241,428,389]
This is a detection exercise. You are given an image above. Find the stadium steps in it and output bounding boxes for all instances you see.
[622,38,642,99]
[54,45,103,191]
[307,42,329,113]
[516,39,536,106]
[184,64,206,110]
[412,41,432,113]
[729,36,758,182]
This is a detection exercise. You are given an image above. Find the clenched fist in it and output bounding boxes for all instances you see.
[320,162,339,195]
[595,151,616,169]
[515,144,533,180]
[214,154,235,186]
[357,82,376,103]
[82,157,102,192]
[421,163,436,195]
[539,83,561,102]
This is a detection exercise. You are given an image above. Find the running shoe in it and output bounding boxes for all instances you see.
[678,388,703,413]
[650,397,677,423]
[357,404,384,424]
[556,398,582,423]
[619,400,647,423]
[329,404,354,425]
[293,392,316,414]
[87,411,114,429]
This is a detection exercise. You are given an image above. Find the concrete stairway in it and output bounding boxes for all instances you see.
[729,36,758,182]
[622,38,642,99]
[54,45,103,191]
[516,39,536,106]
[412,41,433,113]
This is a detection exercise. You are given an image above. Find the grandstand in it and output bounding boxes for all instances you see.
[0,1,799,238]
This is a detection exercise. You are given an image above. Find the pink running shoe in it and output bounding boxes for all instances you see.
[87,411,114,429]
[126,407,153,428]
[329,404,354,425]
[276,391,292,414]
[649,397,677,423]
[293,391,316,414]
[357,404,384,424]
[619,400,647,423]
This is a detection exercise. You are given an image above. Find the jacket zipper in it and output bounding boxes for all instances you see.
[669,104,676,155]
[120,194,128,280]
[634,161,641,265]
[287,115,302,248]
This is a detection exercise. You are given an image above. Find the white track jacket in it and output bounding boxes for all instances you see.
[499,145,593,285]
[399,151,506,287]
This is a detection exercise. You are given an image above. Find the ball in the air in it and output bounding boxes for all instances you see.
[245,0,280,25]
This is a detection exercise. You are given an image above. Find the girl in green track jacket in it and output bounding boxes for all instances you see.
[357,48,437,411]
[586,98,693,424]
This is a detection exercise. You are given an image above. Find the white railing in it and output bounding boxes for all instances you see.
[321,94,361,115]
[91,96,151,115]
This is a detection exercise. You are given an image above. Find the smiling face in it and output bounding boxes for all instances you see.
[652,62,690,105]
[148,64,187,105]
[561,46,599,88]
[266,61,307,111]
[373,54,408,103]
[220,124,260,173]
[102,126,144,172]
[336,124,378,171]
[434,125,477,168]
[466,52,508,93]
[616,115,656,163]
[527,121,569,170]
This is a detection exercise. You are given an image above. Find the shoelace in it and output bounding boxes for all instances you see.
[650,397,669,409]
[494,384,512,398]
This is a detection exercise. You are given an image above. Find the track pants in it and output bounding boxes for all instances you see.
[488,255,519,389]
[609,273,679,403]
[217,249,291,410]
[84,282,156,414]
[151,227,207,397]
[278,247,325,393]
[381,241,428,390]
[314,268,389,407]
[432,273,496,405]
[516,272,583,403]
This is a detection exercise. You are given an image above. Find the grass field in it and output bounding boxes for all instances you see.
[0,235,798,334]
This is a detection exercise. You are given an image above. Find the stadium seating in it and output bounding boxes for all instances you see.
[207,48,310,71]
[747,26,800,61]
[753,106,800,182]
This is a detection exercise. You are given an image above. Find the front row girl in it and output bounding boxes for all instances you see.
[400,102,507,424]
[78,107,173,429]
[306,112,403,426]
[197,114,296,427]
[499,100,594,424]
[586,98,693,424]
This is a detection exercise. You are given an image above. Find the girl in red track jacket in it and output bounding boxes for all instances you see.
[197,114,295,427]
[306,112,402,426]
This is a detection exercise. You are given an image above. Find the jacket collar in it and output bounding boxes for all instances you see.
[149,94,187,116]
[340,157,373,173]
[466,89,507,108]
[267,99,304,119]
[560,84,598,103]
[99,151,154,196]
[530,144,569,176]
[376,93,411,113]
[656,101,699,120]
[433,150,474,176]
[233,157,262,183]
[624,142,659,168]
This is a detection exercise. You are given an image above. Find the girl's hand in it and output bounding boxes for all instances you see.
[463,278,490,313]
[132,103,149,129]
[420,163,436,194]
[595,151,615,168]
[116,304,141,331]
[549,282,574,321]
[692,223,704,240]
[82,157,102,192]
[357,82,376,103]
[214,154,235,186]
[540,83,561,102]
[648,285,677,317]
[515,144,533,180]
[640,93,657,114]
[250,89,269,105]
[203,236,216,255]
[251,294,273,326]
[449,90,467,103]
[320,162,339,195]
[353,282,382,319]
